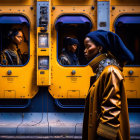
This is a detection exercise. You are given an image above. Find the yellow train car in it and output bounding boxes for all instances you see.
[0,0,139,139]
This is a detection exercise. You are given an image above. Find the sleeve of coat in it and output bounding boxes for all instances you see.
[59,55,70,65]
[1,51,8,65]
[97,66,124,140]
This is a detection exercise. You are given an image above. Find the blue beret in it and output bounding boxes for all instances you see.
[86,30,134,63]
[64,37,79,47]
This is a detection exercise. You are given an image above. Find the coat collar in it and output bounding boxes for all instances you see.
[89,53,108,69]
[89,53,123,79]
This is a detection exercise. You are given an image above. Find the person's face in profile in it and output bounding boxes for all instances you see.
[68,44,78,53]
[84,37,100,61]
[13,31,23,45]
[71,44,77,53]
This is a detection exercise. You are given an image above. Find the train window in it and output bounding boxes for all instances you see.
[55,15,92,66]
[0,15,30,66]
[115,15,140,65]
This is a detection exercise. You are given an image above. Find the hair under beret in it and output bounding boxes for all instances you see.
[86,30,134,63]
[64,37,79,48]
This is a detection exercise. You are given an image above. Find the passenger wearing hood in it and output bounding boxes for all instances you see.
[59,37,79,65]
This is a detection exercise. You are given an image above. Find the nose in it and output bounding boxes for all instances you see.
[84,48,87,53]
[20,37,23,42]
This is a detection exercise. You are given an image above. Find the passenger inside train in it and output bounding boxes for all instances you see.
[0,15,29,66]
[59,37,79,65]
[1,29,26,65]
[56,15,92,66]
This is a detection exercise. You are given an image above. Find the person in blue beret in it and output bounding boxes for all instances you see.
[59,37,79,65]
[82,30,134,140]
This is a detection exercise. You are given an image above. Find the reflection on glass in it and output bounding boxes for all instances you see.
[38,56,49,70]
[38,33,48,48]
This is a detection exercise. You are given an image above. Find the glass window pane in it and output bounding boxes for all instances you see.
[115,15,140,65]
[0,16,29,66]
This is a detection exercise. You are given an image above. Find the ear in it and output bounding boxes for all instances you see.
[98,46,103,50]
[97,46,103,53]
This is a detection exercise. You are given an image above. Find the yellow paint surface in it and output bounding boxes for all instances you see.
[0,2,38,99]
[0,0,140,99]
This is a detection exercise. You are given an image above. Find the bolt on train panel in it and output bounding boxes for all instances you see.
[0,0,139,101]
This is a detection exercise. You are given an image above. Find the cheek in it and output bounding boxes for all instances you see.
[16,37,22,44]
[14,37,19,42]
[88,46,97,54]
[74,46,77,51]
[72,46,76,51]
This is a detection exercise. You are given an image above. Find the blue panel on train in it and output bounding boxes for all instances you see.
[55,15,92,29]
[115,15,140,25]
[0,16,29,25]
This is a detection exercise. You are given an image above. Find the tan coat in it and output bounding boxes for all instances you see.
[82,55,130,140]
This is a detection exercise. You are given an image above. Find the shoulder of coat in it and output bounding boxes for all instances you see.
[3,49,8,53]
[102,65,124,80]
[59,54,69,61]
[3,49,12,54]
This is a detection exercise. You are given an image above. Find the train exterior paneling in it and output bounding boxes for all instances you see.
[0,88,84,139]
[0,0,38,99]
[0,0,140,139]
[0,88,139,139]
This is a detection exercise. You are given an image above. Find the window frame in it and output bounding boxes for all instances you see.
[55,14,93,67]
[0,14,30,67]
[114,14,140,67]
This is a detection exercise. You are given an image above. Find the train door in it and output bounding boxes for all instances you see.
[0,14,38,107]
[110,0,140,100]
[49,15,94,107]
[114,15,140,101]
[113,14,140,138]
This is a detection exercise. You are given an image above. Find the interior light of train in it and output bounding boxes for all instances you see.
[38,56,49,70]
[38,33,48,48]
